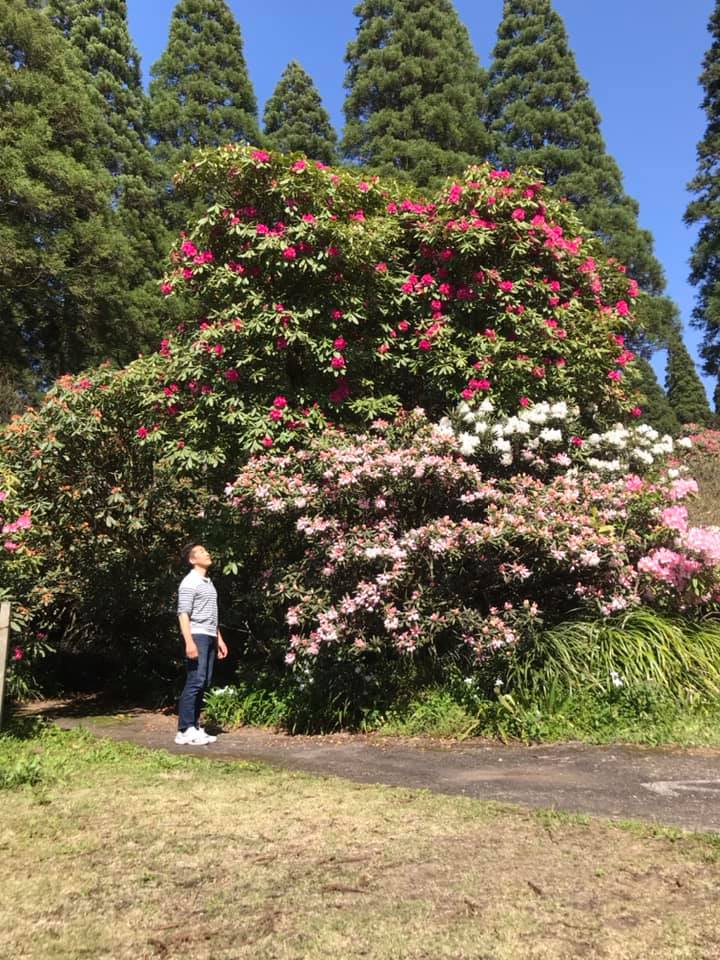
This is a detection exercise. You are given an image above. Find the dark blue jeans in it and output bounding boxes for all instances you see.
[178,634,216,731]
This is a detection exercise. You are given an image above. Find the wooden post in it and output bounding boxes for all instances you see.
[0,602,10,731]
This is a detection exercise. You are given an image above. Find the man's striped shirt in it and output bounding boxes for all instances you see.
[177,569,218,637]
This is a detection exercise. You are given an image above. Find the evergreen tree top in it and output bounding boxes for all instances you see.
[264,60,338,165]
[487,0,675,349]
[148,0,260,159]
[684,1,720,382]
[342,0,491,186]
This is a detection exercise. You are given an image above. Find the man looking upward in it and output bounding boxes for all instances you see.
[175,543,228,745]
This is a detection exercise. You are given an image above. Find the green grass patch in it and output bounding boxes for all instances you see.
[1,723,720,960]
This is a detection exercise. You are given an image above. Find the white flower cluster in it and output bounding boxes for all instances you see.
[439,399,691,475]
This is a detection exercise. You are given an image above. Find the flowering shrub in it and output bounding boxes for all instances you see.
[153,145,643,461]
[224,409,719,676]
[0,148,701,699]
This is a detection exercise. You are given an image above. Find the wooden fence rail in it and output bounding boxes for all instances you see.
[0,602,11,730]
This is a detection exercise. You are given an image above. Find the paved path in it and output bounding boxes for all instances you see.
[48,707,720,834]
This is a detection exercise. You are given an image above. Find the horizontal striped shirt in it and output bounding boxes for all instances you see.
[177,569,218,637]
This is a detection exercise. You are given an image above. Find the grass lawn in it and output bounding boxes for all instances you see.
[1,721,719,960]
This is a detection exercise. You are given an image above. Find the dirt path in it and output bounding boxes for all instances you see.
[32,703,720,834]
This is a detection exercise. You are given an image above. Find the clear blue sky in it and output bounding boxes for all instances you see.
[127,0,717,401]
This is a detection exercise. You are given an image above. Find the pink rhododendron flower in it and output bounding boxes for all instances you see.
[519,397,530,408]
[331,355,345,369]
[669,478,699,501]
[625,475,643,493]
[252,150,271,163]
[350,210,365,221]
[12,646,23,660]
[273,396,288,409]
[499,280,514,292]
[685,527,720,564]
[180,240,197,257]
[136,427,148,439]
[291,159,307,172]
[630,406,643,418]
[615,300,630,316]
[269,409,283,421]
[4,541,18,552]
[512,208,526,220]
[661,505,688,532]
[260,436,274,448]
[225,369,239,381]
[282,246,297,260]
[418,339,432,351]
[375,262,388,272]
[333,337,347,351]
[161,282,174,295]
[607,370,622,381]
[302,213,316,223]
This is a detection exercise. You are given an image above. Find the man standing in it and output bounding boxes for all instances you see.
[175,543,228,745]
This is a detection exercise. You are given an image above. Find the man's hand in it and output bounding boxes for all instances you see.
[217,633,228,660]
[185,639,199,660]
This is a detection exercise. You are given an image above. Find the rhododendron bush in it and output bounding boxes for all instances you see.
[224,410,720,675]
[0,146,716,699]
[154,145,644,460]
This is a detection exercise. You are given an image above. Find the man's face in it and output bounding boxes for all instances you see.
[190,545,212,569]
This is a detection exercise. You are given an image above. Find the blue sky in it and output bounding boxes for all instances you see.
[126,0,717,401]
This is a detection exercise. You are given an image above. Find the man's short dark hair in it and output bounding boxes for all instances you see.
[181,542,202,565]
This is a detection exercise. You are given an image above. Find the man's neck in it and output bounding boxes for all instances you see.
[191,564,210,578]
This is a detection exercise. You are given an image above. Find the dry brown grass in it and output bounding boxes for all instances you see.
[1,731,719,960]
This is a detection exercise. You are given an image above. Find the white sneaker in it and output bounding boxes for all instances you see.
[197,726,217,743]
[174,726,211,745]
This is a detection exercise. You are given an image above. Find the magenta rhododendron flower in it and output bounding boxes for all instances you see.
[273,396,288,409]
[161,282,174,295]
[608,370,622,381]
[136,427,148,439]
[282,246,297,260]
[4,540,18,552]
[333,337,347,351]
[225,369,239,381]
[12,646,23,661]
[260,435,274,448]
[512,208,526,220]
[291,159,307,172]
[418,339,432,351]
[331,355,345,369]
[251,150,270,163]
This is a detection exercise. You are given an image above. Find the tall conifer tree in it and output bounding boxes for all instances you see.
[486,0,677,351]
[685,1,720,409]
[665,335,711,426]
[264,61,338,164]
[44,0,171,352]
[633,359,680,437]
[342,0,491,186]
[0,0,144,406]
[147,0,260,181]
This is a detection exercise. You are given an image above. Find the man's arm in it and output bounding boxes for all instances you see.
[178,613,199,659]
[216,627,228,660]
